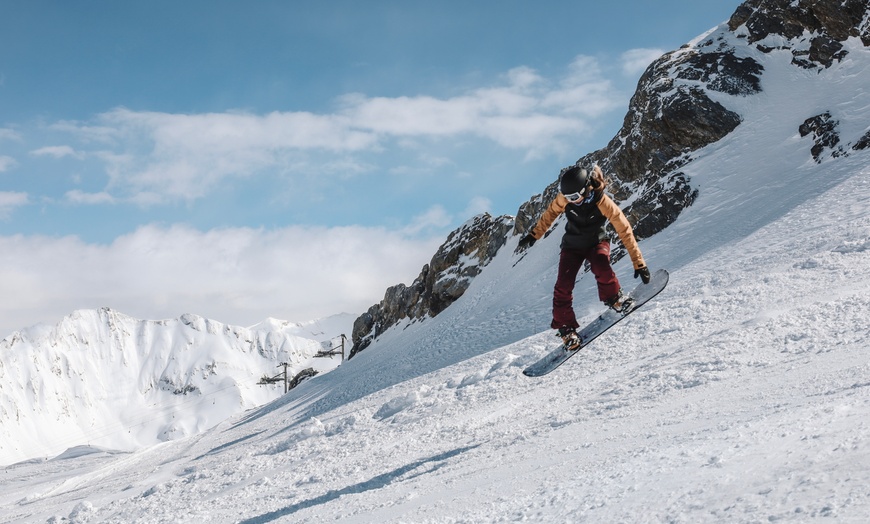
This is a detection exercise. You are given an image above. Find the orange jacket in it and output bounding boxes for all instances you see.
[531,192,646,270]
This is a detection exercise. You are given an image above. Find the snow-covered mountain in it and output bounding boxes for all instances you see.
[348,0,870,358]
[0,309,351,465]
[2,0,870,521]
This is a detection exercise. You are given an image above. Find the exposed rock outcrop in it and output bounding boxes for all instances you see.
[800,112,844,162]
[797,110,870,161]
[730,0,869,68]
[350,213,513,358]
[289,367,319,390]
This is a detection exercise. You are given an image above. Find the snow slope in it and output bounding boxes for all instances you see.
[2,18,870,524]
[0,310,351,466]
[2,153,867,523]
[252,313,356,346]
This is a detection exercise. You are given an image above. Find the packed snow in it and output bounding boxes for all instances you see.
[2,19,870,524]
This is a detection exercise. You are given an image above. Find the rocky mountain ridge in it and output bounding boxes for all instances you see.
[350,213,513,358]
[349,0,870,358]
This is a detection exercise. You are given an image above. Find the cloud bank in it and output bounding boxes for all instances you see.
[0,224,443,337]
[51,55,630,204]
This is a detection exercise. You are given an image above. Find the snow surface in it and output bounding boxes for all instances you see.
[2,21,870,524]
[0,310,352,466]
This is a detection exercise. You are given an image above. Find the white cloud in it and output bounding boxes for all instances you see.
[0,156,17,172]
[621,48,665,77]
[0,224,442,337]
[462,197,492,217]
[54,56,625,204]
[65,190,116,205]
[543,57,622,120]
[30,145,80,159]
[49,120,121,144]
[0,128,21,141]
[397,198,491,237]
[402,205,453,235]
[87,108,379,200]
[0,191,28,218]
[420,154,454,169]
[342,59,614,148]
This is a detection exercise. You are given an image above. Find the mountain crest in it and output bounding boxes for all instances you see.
[348,0,870,357]
[0,309,324,464]
[350,213,513,357]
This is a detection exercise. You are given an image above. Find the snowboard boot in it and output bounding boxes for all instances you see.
[557,326,582,351]
[605,289,634,313]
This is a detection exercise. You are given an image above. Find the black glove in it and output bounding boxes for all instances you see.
[634,266,651,284]
[518,233,537,250]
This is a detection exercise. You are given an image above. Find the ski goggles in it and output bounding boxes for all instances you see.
[564,191,583,203]
[564,190,593,204]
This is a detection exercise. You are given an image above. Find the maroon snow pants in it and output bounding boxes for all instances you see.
[550,241,620,330]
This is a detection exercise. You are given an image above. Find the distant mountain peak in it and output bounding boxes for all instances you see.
[0,308,327,465]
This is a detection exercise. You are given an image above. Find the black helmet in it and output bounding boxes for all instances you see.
[560,166,591,195]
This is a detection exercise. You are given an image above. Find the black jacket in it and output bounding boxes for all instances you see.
[561,191,608,250]
[530,190,646,269]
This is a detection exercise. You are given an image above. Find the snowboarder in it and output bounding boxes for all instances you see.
[518,165,651,350]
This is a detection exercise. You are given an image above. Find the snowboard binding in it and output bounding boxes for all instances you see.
[556,326,582,351]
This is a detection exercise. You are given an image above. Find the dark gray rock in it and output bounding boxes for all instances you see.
[349,213,513,358]
[289,368,318,390]
[729,0,868,69]
[799,112,843,162]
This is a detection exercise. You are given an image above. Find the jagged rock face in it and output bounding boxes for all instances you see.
[760,0,870,162]
[351,0,870,358]
[350,213,513,358]
[730,0,870,68]
[799,111,870,161]
[597,46,753,241]
[800,112,842,161]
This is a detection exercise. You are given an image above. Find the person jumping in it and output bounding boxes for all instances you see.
[518,165,651,350]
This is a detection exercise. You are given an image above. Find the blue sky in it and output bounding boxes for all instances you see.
[0,1,739,334]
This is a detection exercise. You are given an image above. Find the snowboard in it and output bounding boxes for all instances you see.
[523,268,669,377]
